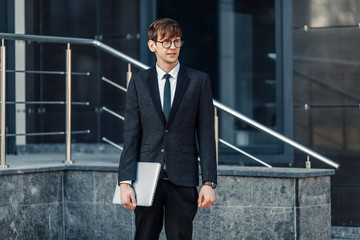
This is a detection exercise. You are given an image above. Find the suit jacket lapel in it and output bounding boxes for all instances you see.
[166,66,189,126]
[148,67,167,126]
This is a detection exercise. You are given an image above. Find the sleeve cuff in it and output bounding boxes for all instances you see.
[119,180,132,186]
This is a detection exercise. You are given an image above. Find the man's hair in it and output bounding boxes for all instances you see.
[148,18,182,41]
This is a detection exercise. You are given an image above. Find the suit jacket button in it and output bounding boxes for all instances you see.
[165,130,169,133]
[161,149,165,153]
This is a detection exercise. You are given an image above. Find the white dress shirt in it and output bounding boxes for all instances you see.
[156,62,180,109]
[120,62,180,185]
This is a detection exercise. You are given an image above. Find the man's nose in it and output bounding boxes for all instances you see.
[169,41,176,49]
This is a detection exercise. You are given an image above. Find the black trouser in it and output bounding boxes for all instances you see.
[134,179,198,240]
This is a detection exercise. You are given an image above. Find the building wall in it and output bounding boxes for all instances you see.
[0,168,333,239]
[24,0,140,144]
[20,0,290,165]
[293,0,360,227]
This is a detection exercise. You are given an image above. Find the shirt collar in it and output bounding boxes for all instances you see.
[156,62,180,80]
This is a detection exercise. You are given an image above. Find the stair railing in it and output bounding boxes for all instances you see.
[0,33,340,169]
[0,34,91,167]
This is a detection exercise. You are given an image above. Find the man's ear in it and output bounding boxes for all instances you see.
[148,40,156,52]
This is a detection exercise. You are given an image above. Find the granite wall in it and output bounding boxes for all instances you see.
[0,172,63,239]
[196,175,331,240]
[0,168,333,239]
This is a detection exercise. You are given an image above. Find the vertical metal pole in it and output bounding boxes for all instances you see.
[214,107,219,166]
[306,155,311,169]
[1,39,8,168]
[126,63,132,87]
[65,43,73,164]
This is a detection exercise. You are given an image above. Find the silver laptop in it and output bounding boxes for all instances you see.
[113,162,161,207]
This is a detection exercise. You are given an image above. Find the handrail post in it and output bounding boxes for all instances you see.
[127,63,132,87]
[1,39,8,168]
[65,43,73,164]
[214,107,219,165]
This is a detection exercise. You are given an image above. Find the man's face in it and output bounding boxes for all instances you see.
[148,34,181,67]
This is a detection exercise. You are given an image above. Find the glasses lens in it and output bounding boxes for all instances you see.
[162,40,171,48]
[174,40,181,48]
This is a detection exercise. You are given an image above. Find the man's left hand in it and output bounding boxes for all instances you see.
[197,185,215,208]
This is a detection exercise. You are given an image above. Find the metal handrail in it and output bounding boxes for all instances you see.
[219,139,272,168]
[102,73,339,168]
[1,101,89,105]
[0,32,340,169]
[213,100,339,169]
[102,137,123,151]
[0,35,94,167]
[102,76,127,92]
[2,130,90,137]
[2,69,90,76]
[102,107,125,120]
[0,33,149,70]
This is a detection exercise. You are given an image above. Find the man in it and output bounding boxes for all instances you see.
[118,18,217,240]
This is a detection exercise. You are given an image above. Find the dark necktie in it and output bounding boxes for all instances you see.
[163,74,171,121]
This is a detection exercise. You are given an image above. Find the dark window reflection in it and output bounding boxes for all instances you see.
[293,0,360,227]
[25,0,139,143]
[218,0,281,155]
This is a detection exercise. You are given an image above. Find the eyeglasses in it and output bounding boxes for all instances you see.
[155,39,184,49]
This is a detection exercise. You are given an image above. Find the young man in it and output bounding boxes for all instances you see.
[118,18,217,240]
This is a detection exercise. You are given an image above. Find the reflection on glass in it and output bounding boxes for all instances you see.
[218,0,280,152]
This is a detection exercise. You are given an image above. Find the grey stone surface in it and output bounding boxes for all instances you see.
[0,154,334,240]
[1,153,119,175]
[0,202,63,239]
[215,176,296,207]
[18,143,122,154]
[64,202,134,240]
[210,206,295,240]
[64,171,118,204]
[332,226,360,239]
[296,177,332,238]
[298,204,331,240]
[22,172,63,205]
[298,176,331,206]
[193,207,212,239]
[64,171,95,203]
[64,170,134,240]
[0,174,25,208]
[218,165,335,178]
[94,172,118,203]
[0,171,64,240]
[1,153,335,179]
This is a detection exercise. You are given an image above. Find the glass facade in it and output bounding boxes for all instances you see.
[25,0,140,143]
[157,0,289,165]
[217,0,282,157]
[293,0,360,227]
[25,0,287,166]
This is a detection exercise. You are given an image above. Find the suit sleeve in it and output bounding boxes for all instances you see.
[196,74,217,184]
[118,76,141,184]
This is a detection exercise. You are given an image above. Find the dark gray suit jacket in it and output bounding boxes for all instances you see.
[118,65,217,187]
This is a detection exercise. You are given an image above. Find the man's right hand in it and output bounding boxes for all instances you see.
[120,183,137,210]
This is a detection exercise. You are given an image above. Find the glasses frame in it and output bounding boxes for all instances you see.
[155,39,184,49]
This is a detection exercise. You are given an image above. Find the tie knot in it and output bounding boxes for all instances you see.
[164,74,171,81]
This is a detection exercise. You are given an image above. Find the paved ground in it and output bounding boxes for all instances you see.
[1,153,120,174]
